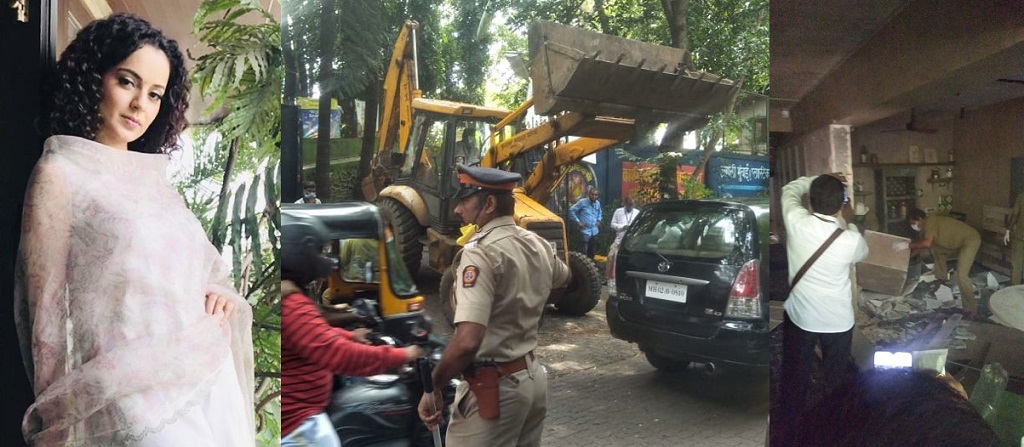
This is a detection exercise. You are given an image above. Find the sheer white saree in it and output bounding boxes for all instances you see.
[14,136,255,446]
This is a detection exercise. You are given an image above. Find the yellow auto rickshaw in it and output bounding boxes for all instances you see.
[281,202,426,337]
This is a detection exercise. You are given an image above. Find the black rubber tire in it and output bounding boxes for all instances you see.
[438,264,457,327]
[377,198,424,276]
[644,351,689,373]
[554,251,602,316]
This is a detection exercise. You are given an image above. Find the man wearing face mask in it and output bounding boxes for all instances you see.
[295,180,322,204]
[281,212,420,446]
[419,164,571,447]
[907,208,982,319]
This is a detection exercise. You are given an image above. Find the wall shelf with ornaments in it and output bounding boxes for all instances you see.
[927,177,955,189]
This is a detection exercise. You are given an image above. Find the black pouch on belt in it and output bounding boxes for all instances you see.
[465,365,501,420]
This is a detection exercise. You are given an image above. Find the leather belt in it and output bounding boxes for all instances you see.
[493,351,534,376]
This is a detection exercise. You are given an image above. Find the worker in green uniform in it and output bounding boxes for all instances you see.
[907,209,982,319]
[1007,192,1024,285]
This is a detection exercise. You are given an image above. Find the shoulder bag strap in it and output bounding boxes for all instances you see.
[790,228,844,289]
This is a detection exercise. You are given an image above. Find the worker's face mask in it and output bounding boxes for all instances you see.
[304,191,317,201]
[910,222,921,232]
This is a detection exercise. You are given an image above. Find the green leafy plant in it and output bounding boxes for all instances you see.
[177,134,281,443]
[192,0,281,157]
[615,148,691,203]
[190,0,283,443]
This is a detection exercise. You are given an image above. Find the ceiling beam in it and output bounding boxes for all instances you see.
[789,0,1024,134]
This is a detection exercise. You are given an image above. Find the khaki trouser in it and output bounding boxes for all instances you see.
[932,237,982,314]
[447,356,547,447]
[1012,236,1024,286]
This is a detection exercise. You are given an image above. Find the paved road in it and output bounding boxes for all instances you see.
[417,267,769,447]
[544,352,767,447]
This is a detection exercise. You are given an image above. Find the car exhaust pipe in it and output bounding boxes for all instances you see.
[688,361,718,376]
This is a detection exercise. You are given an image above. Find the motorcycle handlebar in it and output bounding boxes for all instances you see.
[364,326,446,354]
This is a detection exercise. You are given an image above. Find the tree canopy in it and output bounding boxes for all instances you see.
[282,0,768,199]
[494,0,768,93]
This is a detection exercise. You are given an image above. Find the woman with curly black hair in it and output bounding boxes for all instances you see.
[14,14,255,446]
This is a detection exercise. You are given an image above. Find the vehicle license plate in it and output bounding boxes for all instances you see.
[645,280,687,303]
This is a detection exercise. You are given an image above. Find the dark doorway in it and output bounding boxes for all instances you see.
[0,1,56,445]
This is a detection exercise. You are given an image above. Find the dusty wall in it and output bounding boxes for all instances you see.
[850,111,956,230]
[952,97,1024,227]
[848,99,1023,231]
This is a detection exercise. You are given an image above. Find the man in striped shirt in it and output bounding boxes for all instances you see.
[281,213,420,446]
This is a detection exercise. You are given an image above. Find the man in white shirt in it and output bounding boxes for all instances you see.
[777,173,869,443]
[609,197,638,249]
[607,196,639,277]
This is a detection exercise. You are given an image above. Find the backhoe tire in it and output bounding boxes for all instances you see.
[554,251,602,316]
[377,198,424,277]
[438,264,457,328]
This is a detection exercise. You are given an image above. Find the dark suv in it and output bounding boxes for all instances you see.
[606,198,770,373]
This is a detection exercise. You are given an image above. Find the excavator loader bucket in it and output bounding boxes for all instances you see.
[529,21,740,127]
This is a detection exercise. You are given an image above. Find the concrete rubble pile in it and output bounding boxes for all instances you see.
[856,268,1012,349]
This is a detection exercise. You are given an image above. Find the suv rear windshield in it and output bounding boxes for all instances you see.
[624,206,746,259]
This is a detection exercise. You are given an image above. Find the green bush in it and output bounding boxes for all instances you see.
[299,138,362,167]
[300,159,361,201]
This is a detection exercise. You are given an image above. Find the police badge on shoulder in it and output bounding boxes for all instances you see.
[462,265,478,288]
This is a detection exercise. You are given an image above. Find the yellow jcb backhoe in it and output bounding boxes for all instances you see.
[361,20,739,316]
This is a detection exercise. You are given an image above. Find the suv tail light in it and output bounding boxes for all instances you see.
[725,259,761,319]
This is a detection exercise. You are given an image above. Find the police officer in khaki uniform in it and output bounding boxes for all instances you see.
[907,208,982,318]
[418,164,571,447]
[1007,192,1024,285]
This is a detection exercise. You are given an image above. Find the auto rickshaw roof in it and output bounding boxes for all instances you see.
[281,202,383,240]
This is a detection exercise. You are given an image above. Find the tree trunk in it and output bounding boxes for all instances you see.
[659,120,688,153]
[298,56,310,98]
[594,0,613,35]
[661,0,693,70]
[315,0,336,203]
[656,0,692,198]
[340,98,358,138]
[282,7,297,106]
[687,78,746,199]
[357,76,380,199]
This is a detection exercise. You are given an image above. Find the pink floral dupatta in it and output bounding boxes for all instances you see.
[14,136,255,446]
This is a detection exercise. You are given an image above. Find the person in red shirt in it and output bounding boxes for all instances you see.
[281,212,421,446]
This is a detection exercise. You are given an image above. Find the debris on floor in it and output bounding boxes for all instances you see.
[856,265,1015,350]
